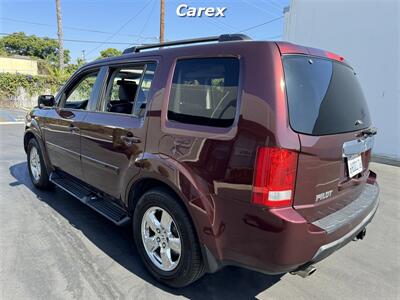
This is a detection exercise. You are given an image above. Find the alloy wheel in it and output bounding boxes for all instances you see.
[29,146,41,182]
[141,206,182,272]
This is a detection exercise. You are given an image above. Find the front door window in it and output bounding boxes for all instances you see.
[63,72,99,110]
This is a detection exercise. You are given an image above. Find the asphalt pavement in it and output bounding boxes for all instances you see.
[0,122,399,300]
[0,108,27,123]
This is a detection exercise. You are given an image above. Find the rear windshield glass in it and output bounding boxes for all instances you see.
[283,55,371,135]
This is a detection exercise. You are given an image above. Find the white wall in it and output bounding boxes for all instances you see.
[284,0,400,160]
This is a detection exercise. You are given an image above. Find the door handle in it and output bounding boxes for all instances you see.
[68,124,80,133]
[121,135,141,146]
[59,109,75,119]
[173,138,191,146]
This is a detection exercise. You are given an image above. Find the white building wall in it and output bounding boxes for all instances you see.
[284,0,400,161]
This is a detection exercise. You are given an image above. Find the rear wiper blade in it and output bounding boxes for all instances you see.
[361,127,377,137]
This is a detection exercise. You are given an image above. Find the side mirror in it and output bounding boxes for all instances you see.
[38,95,55,108]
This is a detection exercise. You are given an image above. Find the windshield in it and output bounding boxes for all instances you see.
[283,55,371,135]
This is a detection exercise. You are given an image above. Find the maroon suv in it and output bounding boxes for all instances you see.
[24,34,379,287]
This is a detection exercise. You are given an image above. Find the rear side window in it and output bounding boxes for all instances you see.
[168,57,240,127]
[101,63,156,117]
[283,55,371,135]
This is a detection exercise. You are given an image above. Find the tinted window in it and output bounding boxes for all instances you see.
[64,72,99,110]
[168,57,240,127]
[283,55,371,135]
[103,65,145,115]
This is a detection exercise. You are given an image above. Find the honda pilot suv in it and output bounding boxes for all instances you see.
[24,34,379,287]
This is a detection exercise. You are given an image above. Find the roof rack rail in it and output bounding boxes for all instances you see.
[122,34,252,54]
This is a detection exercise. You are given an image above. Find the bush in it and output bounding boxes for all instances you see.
[0,73,65,99]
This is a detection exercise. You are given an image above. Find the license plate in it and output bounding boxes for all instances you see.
[347,154,363,178]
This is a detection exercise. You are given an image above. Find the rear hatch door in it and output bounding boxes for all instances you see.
[282,55,374,222]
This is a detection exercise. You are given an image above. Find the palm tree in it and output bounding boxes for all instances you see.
[55,0,64,71]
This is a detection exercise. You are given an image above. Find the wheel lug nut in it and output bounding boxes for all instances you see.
[156,229,160,233]
[156,237,160,242]
[162,243,166,248]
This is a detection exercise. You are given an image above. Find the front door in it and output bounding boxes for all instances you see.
[44,69,101,179]
[79,62,157,199]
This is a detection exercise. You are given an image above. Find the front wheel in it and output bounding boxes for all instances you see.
[133,188,205,287]
[27,138,52,189]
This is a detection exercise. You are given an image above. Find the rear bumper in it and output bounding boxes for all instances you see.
[203,181,379,274]
[311,183,379,263]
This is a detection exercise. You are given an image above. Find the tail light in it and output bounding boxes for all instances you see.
[252,147,298,208]
[325,51,345,62]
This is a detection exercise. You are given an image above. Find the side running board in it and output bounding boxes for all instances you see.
[49,172,130,226]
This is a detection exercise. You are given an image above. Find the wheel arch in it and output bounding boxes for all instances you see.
[23,130,36,153]
[24,117,44,152]
[127,176,187,216]
[24,127,54,173]
[126,175,220,273]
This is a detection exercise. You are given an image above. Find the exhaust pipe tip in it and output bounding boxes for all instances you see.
[290,265,317,278]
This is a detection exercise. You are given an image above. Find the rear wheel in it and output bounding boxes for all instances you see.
[133,188,205,287]
[27,138,52,189]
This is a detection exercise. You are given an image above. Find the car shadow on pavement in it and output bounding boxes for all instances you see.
[10,162,283,299]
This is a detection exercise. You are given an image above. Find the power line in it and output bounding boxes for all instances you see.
[86,1,153,56]
[260,0,284,12]
[0,17,156,40]
[265,34,283,40]
[239,15,284,33]
[61,39,132,45]
[241,0,279,18]
[0,32,133,44]
[137,0,157,40]
[205,17,240,32]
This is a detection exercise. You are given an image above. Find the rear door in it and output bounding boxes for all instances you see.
[282,55,374,221]
[79,62,157,200]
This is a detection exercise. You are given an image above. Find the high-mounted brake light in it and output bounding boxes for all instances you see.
[252,147,298,208]
[276,42,345,63]
[325,51,344,62]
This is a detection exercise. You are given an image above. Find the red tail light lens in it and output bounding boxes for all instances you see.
[325,51,344,62]
[252,147,298,208]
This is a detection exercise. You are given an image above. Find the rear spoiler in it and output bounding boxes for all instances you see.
[275,42,346,63]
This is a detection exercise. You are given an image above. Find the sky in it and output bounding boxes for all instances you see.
[0,0,289,62]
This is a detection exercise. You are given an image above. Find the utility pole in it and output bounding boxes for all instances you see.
[160,0,165,43]
[55,0,64,71]
[81,50,86,62]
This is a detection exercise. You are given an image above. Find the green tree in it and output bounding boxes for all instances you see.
[98,48,122,59]
[0,32,70,65]
[64,58,86,76]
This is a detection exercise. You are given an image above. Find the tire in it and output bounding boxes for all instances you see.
[133,188,205,287]
[27,138,52,189]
